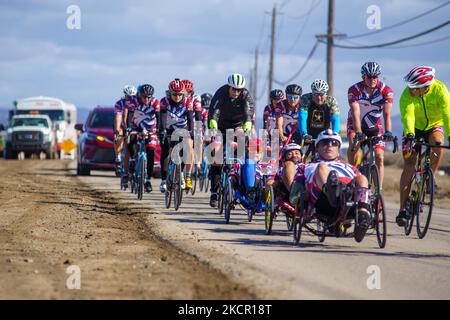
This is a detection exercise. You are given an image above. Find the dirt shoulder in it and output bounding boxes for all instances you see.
[0,159,256,299]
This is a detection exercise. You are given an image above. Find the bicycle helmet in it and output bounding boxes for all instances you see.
[282,143,302,159]
[182,79,194,93]
[123,85,137,97]
[201,93,212,107]
[311,79,329,94]
[404,66,435,88]
[138,84,154,97]
[168,78,185,94]
[285,84,302,96]
[227,73,246,89]
[270,89,284,101]
[361,62,381,77]
[315,129,342,147]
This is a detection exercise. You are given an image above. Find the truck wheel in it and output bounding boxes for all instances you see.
[5,147,15,160]
[77,163,90,176]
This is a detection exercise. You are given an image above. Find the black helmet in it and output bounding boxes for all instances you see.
[201,93,212,107]
[270,89,284,101]
[138,84,154,97]
[285,84,302,96]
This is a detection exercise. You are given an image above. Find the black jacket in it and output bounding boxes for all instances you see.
[208,85,255,131]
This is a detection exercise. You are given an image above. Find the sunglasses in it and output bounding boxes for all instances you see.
[141,96,152,99]
[313,93,326,97]
[366,75,379,80]
[319,139,340,147]
[171,93,183,97]
[287,94,299,100]
[230,87,243,92]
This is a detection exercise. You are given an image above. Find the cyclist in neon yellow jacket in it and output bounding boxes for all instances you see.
[396,66,450,227]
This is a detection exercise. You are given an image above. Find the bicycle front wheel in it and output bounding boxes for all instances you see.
[370,164,380,196]
[373,193,387,248]
[137,158,145,200]
[174,164,183,211]
[191,165,198,195]
[264,186,275,235]
[416,167,434,239]
[224,176,233,224]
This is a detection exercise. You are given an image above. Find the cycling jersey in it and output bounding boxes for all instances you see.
[124,96,140,129]
[208,85,255,131]
[275,100,299,137]
[347,81,393,135]
[114,97,127,115]
[132,98,160,132]
[263,103,278,131]
[160,96,194,134]
[298,93,340,138]
[400,79,450,139]
[294,159,360,205]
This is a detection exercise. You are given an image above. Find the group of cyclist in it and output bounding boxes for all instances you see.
[112,62,450,239]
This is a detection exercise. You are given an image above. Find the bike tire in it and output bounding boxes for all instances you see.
[191,165,198,195]
[137,158,145,200]
[224,176,233,224]
[416,167,434,239]
[174,164,183,211]
[293,193,305,245]
[264,186,275,235]
[404,196,415,236]
[370,164,380,196]
[374,193,387,248]
[165,165,173,209]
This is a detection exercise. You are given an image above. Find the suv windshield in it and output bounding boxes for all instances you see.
[12,118,49,127]
[15,110,64,122]
[89,110,114,129]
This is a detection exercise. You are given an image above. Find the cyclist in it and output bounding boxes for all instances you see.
[277,84,302,144]
[266,143,303,198]
[290,129,372,240]
[347,62,394,189]
[208,73,255,207]
[298,79,340,144]
[200,93,213,132]
[114,85,136,173]
[182,79,203,122]
[130,84,160,192]
[159,79,195,192]
[264,89,284,133]
[396,66,450,226]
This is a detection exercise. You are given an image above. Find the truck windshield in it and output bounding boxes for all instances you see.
[89,111,114,129]
[12,118,49,127]
[15,110,64,122]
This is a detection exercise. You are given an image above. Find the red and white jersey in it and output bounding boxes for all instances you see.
[186,93,203,113]
[275,100,299,137]
[347,81,393,130]
[263,103,278,131]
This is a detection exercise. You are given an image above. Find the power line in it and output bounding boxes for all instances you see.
[285,0,322,19]
[319,20,450,49]
[256,13,269,50]
[376,35,450,49]
[274,40,319,86]
[284,0,321,54]
[346,1,450,39]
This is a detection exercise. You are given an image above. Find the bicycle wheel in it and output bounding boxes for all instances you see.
[137,158,145,201]
[373,193,387,248]
[224,176,233,224]
[416,167,434,239]
[286,212,294,231]
[404,196,415,236]
[191,165,198,195]
[370,164,380,196]
[174,164,183,211]
[205,166,210,193]
[218,169,225,215]
[264,186,275,235]
[293,193,305,245]
[164,168,173,209]
[199,164,205,192]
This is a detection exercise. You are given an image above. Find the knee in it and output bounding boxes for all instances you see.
[375,151,384,164]
[355,174,368,187]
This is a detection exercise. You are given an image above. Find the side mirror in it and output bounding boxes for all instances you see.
[74,123,84,132]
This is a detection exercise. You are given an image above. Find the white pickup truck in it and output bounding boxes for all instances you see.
[4,115,56,160]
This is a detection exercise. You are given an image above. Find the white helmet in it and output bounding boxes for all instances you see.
[227,73,246,89]
[311,79,329,94]
[123,85,137,96]
[315,129,342,147]
[282,143,303,159]
[404,66,435,88]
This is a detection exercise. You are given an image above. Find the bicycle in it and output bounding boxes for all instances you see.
[199,157,210,193]
[404,138,450,239]
[132,131,152,200]
[163,134,183,211]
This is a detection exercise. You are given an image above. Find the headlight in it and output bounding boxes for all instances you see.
[43,134,50,142]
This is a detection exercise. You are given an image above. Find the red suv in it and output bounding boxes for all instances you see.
[75,106,161,176]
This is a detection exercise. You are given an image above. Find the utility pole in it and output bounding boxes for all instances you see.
[315,0,345,96]
[268,4,276,102]
[253,47,259,99]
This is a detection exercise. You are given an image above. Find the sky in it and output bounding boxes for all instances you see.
[0,0,449,126]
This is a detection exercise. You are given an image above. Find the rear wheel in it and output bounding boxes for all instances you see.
[293,193,305,245]
[374,193,387,248]
[264,186,275,235]
[404,196,415,236]
[416,168,434,239]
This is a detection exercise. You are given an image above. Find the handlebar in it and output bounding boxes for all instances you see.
[351,134,398,153]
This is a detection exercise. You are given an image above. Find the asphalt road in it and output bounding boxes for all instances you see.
[79,164,450,299]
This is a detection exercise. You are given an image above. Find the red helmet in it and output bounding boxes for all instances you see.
[182,79,194,93]
[168,79,185,93]
[404,66,435,88]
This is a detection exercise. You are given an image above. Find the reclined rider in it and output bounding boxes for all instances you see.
[290,129,372,240]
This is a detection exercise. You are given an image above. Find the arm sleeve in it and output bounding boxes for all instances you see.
[331,114,340,133]
[400,94,415,136]
[244,91,256,123]
[298,109,308,135]
[208,91,220,123]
